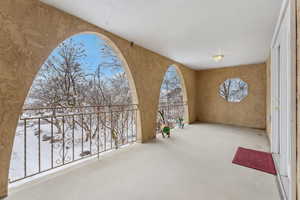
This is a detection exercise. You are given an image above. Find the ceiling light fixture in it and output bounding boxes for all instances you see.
[212,54,224,62]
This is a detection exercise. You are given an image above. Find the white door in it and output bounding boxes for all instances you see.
[271,1,296,199]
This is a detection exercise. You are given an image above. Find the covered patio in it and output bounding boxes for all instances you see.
[1,0,299,199]
[6,124,280,200]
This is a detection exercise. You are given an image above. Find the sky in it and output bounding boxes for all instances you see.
[43,33,183,92]
[48,33,123,77]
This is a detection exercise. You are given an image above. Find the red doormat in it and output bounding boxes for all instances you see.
[232,147,277,175]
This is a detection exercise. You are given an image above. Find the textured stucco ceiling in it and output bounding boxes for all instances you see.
[40,0,282,69]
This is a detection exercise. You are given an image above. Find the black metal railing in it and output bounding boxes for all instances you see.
[9,105,138,183]
[156,102,186,135]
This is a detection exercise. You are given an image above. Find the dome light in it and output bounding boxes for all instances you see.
[212,54,224,62]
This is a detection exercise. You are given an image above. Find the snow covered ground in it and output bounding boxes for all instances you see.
[9,117,136,183]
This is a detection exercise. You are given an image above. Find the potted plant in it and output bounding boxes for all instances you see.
[177,117,184,129]
[158,110,170,138]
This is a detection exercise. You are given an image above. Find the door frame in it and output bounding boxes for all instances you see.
[270,0,296,199]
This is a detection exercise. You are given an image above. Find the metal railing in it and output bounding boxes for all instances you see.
[9,105,138,183]
[156,102,186,135]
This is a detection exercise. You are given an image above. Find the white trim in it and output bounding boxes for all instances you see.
[271,0,289,48]
[271,42,280,155]
[272,153,288,200]
[287,0,297,199]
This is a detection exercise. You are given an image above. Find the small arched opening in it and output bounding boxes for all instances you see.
[156,65,188,137]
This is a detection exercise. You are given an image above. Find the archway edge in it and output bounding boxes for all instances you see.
[37,31,140,106]
[161,64,190,123]
[81,31,139,105]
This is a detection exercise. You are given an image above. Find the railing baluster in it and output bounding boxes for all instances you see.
[38,118,41,173]
[119,111,121,146]
[89,114,92,154]
[126,110,129,144]
[24,119,27,177]
[131,109,133,143]
[81,114,84,154]
[72,115,75,161]
[62,116,65,165]
[97,112,100,160]
[135,109,137,141]
[51,117,54,169]
[110,109,113,150]
[104,112,106,151]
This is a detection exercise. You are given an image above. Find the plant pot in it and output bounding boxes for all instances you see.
[161,124,170,138]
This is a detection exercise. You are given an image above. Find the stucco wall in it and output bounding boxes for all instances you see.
[0,0,197,197]
[196,63,267,129]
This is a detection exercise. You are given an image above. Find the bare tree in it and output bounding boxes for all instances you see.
[160,67,183,104]
[28,39,87,108]
[26,39,88,137]
[219,79,248,102]
[23,37,134,151]
[83,44,132,146]
[219,80,232,101]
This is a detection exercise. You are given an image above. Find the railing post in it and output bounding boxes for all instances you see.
[135,108,137,141]
[121,111,124,145]
[131,109,134,143]
[81,114,84,154]
[24,119,27,178]
[126,110,129,144]
[38,118,41,172]
[104,112,107,151]
[89,114,92,154]
[110,106,113,150]
[97,112,100,160]
[62,116,65,165]
[72,115,75,161]
[51,117,54,168]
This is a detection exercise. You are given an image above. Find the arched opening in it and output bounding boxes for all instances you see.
[156,65,188,137]
[9,33,139,183]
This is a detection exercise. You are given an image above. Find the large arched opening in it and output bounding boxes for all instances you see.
[8,32,140,183]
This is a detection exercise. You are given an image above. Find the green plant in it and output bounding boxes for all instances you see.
[158,110,170,138]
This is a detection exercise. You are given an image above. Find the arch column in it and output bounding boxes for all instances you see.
[120,47,170,142]
[175,64,197,124]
